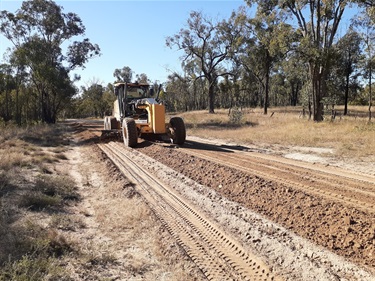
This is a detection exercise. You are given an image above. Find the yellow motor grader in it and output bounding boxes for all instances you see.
[102,82,186,147]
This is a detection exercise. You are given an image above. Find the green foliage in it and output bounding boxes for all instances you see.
[114,66,133,82]
[0,0,100,124]
[166,11,243,113]
[70,83,115,118]
[351,85,372,105]
[163,1,373,121]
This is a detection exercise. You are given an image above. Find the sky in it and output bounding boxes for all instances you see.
[0,0,246,89]
[0,0,360,90]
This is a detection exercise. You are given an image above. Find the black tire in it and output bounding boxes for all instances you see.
[169,117,186,145]
[122,118,138,147]
[110,117,118,129]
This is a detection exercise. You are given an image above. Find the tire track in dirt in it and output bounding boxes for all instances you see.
[69,120,374,276]
[137,142,375,270]
[180,148,375,214]
[98,142,280,281]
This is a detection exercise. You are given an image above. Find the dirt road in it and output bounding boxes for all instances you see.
[66,119,375,280]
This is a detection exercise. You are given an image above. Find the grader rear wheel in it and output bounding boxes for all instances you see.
[122,118,138,147]
[169,117,186,145]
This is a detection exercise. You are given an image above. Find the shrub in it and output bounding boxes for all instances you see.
[229,107,244,125]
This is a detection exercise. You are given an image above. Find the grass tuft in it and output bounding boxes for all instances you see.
[19,192,62,211]
[0,123,73,281]
[0,254,56,281]
[34,175,80,201]
[0,221,72,280]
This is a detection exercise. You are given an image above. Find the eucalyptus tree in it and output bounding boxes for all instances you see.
[166,11,243,113]
[354,7,375,121]
[217,59,243,110]
[0,0,100,123]
[135,73,150,84]
[7,53,29,125]
[270,72,289,106]
[164,58,203,112]
[0,64,14,122]
[113,66,133,83]
[234,6,293,114]
[281,54,306,106]
[164,73,192,112]
[358,0,375,20]
[80,83,114,118]
[246,0,351,121]
[335,29,363,115]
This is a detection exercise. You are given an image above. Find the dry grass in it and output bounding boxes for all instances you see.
[0,124,74,281]
[4,111,372,279]
[179,106,375,158]
[0,125,69,172]
[66,146,205,281]
[50,214,86,231]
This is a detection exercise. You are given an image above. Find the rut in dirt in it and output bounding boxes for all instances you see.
[99,142,280,281]
[136,142,375,270]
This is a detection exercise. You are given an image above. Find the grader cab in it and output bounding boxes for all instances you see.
[103,82,186,147]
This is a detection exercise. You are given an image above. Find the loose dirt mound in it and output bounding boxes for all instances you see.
[137,143,375,270]
[61,119,375,280]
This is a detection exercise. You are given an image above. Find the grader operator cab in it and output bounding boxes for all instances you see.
[103,82,186,147]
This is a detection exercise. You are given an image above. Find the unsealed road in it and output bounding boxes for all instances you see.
[69,119,375,280]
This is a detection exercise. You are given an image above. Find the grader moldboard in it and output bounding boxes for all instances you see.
[102,82,186,147]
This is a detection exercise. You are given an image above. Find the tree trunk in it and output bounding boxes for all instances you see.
[15,87,20,125]
[308,95,312,120]
[369,63,372,122]
[41,90,55,123]
[310,63,326,122]
[264,70,269,115]
[15,67,22,125]
[290,84,296,106]
[208,79,215,114]
[5,73,11,122]
[263,56,271,115]
[290,82,299,106]
[344,72,349,115]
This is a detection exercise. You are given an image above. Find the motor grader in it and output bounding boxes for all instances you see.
[102,82,186,147]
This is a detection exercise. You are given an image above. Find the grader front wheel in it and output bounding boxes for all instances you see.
[104,117,110,130]
[169,117,186,145]
[122,118,138,147]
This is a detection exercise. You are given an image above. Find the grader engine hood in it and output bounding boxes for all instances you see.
[136,98,166,134]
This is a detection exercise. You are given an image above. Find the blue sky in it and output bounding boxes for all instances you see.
[0,0,245,89]
[0,0,360,90]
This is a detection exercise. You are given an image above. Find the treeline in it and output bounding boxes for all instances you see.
[164,1,375,121]
[1,0,375,125]
[0,0,100,125]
